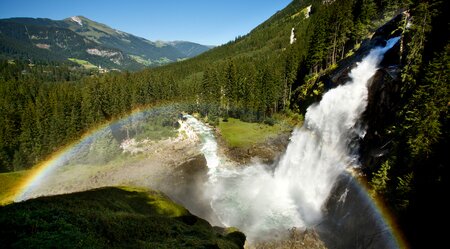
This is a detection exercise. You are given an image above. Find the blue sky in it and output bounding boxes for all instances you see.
[0,0,292,45]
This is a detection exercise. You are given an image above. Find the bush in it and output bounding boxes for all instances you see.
[222,113,229,122]
[263,117,276,126]
[208,115,219,127]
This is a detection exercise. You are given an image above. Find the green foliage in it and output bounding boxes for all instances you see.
[369,160,391,197]
[68,58,97,69]
[84,132,121,165]
[363,1,449,245]
[403,45,449,158]
[400,1,435,93]
[395,172,414,210]
[0,171,27,205]
[0,58,192,171]
[0,187,245,249]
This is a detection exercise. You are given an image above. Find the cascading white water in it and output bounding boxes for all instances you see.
[185,37,400,240]
[184,115,221,181]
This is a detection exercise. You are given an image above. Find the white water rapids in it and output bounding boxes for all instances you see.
[184,37,400,240]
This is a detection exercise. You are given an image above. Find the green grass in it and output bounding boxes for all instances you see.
[0,186,245,249]
[155,57,172,64]
[68,58,97,69]
[130,55,153,66]
[0,171,28,205]
[218,118,290,148]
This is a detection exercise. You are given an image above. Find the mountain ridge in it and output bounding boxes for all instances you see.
[0,15,213,70]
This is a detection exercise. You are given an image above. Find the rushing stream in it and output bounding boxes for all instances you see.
[184,37,400,243]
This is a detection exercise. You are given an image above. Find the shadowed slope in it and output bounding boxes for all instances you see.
[0,186,245,249]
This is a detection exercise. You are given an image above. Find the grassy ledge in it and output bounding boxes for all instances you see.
[217,116,298,149]
[0,186,245,249]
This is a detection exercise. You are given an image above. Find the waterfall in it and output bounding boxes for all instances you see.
[186,37,400,240]
[183,115,220,181]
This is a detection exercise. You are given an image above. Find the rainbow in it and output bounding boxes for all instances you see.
[351,176,409,249]
[5,105,408,248]
[12,125,107,202]
[9,104,162,202]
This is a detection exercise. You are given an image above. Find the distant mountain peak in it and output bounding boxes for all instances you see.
[70,16,83,26]
[0,16,213,70]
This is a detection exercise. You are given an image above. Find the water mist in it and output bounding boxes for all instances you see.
[185,37,400,241]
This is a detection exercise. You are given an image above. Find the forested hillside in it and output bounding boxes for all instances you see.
[0,0,448,246]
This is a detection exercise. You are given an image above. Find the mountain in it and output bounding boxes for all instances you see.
[0,16,212,71]
[167,41,214,57]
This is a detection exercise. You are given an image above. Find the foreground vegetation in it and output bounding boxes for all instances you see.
[0,187,245,249]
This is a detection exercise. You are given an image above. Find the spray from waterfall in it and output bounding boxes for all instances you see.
[185,37,400,240]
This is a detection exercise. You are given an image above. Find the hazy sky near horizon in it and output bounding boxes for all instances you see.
[0,0,292,45]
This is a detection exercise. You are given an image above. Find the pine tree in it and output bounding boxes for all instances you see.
[370,160,391,197]
[224,60,238,113]
[404,46,449,158]
[401,1,434,95]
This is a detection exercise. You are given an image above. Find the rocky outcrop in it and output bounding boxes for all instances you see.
[164,154,223,226]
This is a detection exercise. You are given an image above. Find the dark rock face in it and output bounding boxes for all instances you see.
[372,13,405,40]
[359,66,402,173]
[163,154,223,226]
[359,17,404,172]
[174,154,209,179]
[320,13,406,172]
[319,174,399,249]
